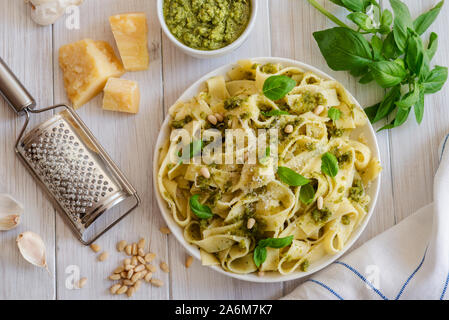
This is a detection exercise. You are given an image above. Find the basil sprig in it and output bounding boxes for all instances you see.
[262,75,296,101]
[327,107,342,122]
[189,194,213,219]
[277,166,310,187]
[299,183,315,205]
[253,236,293,267]
[307,0,447,130]
[321,152,339,178]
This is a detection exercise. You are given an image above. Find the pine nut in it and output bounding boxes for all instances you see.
[144,272,153,282]
[127,286,136,298]
[137,238,145,250]
[127,269,134,279]
[123,258,131,266]
[114,266,124,274]
[125,245,132,256]
[150,279,164,287]
[314,105,325,115]
[134,280,142,291]
[160,227,171,235]
[109,274,121,281]
[145,253,156,263]
[77,277,87,289]
[138,248,145,257]
[137,256,146,265]
[186,256,193,268]
[117,240,127,252]
[135,264,145,272]
[200,167,210,179]
[116,285,128,295]
[90,243,101,253]
[124,264,134,271]
[98,251,108,262]
[284,125,293,134]
[110,284,121,294]
[146,264,157,273]
[215,113,224,122]
[120,271,128,279]
[131,256,138,266]
[317,196,324,210]
[247,218,256,229]
[132,243,138,256]
[207,114,217,125]
[160,262,170,273]
[123,279,134,286]
[131,271,144,283]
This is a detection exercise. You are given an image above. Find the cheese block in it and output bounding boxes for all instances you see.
[109,13,149,71]
[59,39,125,109]
[102,77,140,114]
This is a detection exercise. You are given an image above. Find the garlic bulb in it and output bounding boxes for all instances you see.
[0,194,23,231]
[16,231,49,271]
[25,0,83,26]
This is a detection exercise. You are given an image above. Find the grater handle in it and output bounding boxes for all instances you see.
[0,57,36,114]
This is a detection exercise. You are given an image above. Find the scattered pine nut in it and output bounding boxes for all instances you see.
[116,285,128,295]
[134,264,145,272]
[137,238,146,250]
[207,114,217,125]
[314,105,324,115]
[114,266,124,274]
[284,125,293,134]
[127,286,136,298]
[160,262,170,273]
[90,243,101,253]
[247,218,256,229]
[145,253,156,263]
[123,258,131,266]
[137,256,146,265]
[125,245,132,256]
[98,251,108,262]
[77,277,87,289]
[146,264,157,273]
[120,271,128,279]
[127,269,134,279]
[110,284,121,294]
[200,167,210,179]
[144,272,153,282]
[317,196,324,210]
[131,256,138,266]
[160,227,171,235]
[123,279,134,286]
[134,280,142,291]
[186,256,193,268]
[138,248,145,257]
[132,243,138,256]
[117,240,127,252]
[109,274,121,281]
[150,278,164,287]
[215,113,224,122]
[131,271,144,283]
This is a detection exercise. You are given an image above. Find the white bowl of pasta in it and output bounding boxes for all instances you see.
[153,57,381,282]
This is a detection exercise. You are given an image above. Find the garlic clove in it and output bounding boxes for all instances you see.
[16,231,49,272]
[0,214,21,231]
[26,0,84,26]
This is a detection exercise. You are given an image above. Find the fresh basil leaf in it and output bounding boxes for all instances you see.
[313,27,373,71]
[405,32,425,75]
[341,0,372,12]
[427,32,438,61]
[359,71,374,84]
[328,107,342,121]
[396,85,420,109]
[390,0,414,52]
[261,110,290,117]
[258,236,294,249]
[414,88,425,124]
[321,152,339,178]
[377,120,395,132]
[422,65,448,94]
[371,35,383,61]
[413,0,444,35]
[348,12,377,32]
[394,105,411,127]
[364,102,380,123]
[253,246,267,268]
[300,183,315,205]
[263,75,296,101]
[277,166,310,187]
[350,66,369,77]
[189,194,213,219]
[370,60,407,88]
[382,31,401,59]
[373,85,401,122]
[380,8,393,28]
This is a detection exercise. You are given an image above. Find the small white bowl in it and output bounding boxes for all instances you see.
[153,57,381,282]
[157,0,258,59]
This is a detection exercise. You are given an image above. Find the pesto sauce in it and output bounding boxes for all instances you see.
[163,0,251,51]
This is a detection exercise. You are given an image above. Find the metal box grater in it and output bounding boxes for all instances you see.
[0,58,140,245]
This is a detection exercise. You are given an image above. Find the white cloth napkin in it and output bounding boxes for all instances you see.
[283,135,449,300]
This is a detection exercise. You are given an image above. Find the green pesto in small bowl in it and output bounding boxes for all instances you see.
[163,0,251,51]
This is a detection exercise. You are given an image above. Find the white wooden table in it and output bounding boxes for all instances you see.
[0,0,447,300]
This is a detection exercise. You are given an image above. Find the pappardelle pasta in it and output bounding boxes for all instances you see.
[157,60,381,275]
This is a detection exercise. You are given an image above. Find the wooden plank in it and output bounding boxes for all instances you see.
[388,0,449,222]
[52,0,167,299]
[162,0,284,300]
[269,0,395,296]
[0,0,56,299]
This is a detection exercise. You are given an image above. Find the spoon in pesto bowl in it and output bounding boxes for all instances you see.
[157,0,258,59]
